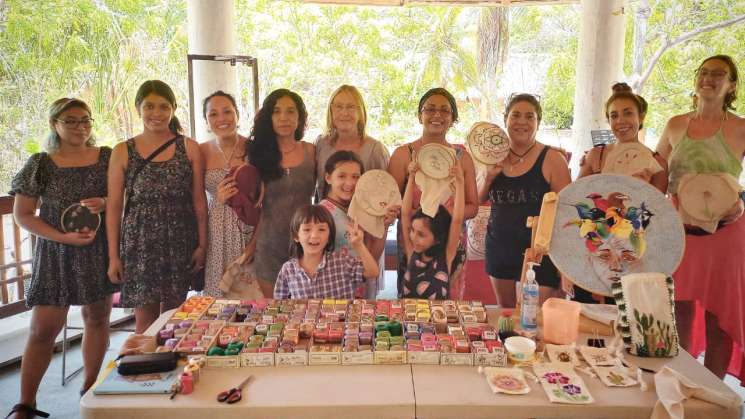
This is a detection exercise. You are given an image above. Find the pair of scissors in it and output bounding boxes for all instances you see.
[217,375,253,404]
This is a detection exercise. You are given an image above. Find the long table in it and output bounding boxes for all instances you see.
[80,309,743,419]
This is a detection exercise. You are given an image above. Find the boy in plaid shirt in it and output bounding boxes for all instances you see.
[274,204,379,299]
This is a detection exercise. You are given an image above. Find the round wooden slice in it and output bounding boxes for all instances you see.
[353,169,402,217]
[602,142,659,177]
[417,143,454,180]
[60,203,101,233]
[466,121,510,165]
[677,173,739,224]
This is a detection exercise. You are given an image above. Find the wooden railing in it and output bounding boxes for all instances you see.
[0,196,34,319]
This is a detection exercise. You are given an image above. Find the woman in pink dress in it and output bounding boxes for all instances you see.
[656,55,745,382]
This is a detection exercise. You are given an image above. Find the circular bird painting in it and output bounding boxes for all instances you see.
[548,174,684,296]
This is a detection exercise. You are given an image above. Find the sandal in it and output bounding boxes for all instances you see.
[4,404,50,419]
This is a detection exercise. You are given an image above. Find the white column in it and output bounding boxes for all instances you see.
[187,0,237,142]
[570,0,626,173]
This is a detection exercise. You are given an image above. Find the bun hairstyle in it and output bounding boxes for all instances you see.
[604,82,648,129]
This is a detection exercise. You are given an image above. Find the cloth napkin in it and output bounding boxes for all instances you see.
[650,366,742,419]
[612,272,679,357]
[415,171,452,217]
[348,194,386,239]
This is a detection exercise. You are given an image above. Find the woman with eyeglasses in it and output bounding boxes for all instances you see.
[315,85,390,199]
[8,98,116,418]
[314,85,392,298]
[107,80,208,333]
[388,88,480,299]
[656,55,745,382]
[477,94,571,308]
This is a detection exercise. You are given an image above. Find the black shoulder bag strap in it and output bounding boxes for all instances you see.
[123,135,181,217]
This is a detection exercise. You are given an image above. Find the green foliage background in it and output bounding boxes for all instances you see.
[0,0,743,192]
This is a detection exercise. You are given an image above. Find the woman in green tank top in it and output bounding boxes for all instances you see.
[656,55,745,382]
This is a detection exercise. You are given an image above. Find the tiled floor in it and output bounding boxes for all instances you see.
[0,326,133,419]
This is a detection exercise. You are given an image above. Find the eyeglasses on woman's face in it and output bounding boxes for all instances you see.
[421,107,452,116]
[55,118,94,128]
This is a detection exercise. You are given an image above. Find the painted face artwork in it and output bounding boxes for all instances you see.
[549,174,684,296]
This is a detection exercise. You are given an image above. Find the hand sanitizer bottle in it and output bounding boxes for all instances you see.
[520,262,540,337]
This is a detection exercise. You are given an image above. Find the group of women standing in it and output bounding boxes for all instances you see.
[5,53,744,418]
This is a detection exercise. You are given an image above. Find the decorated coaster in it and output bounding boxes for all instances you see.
[545,344,578,366]
[466,121,510,165]
[417,143,455,180]
[594,365,638,387]
[60,203,101,233]
[602,142,663,179]
[533,363,594,404]
[548,174,684,296]
[578,346,615,367]
[353,169,402,217]
[676,172,740,233]
[414,170,453,217]
[478,366,531,395]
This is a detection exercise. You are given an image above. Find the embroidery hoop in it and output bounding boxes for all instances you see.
[602,142,660,176]
[352,169,402,217]
[416,143,455,180]
[466,121,510,166]
[676,172,739,232]
[60,203,101,233]
[548,174,684,296]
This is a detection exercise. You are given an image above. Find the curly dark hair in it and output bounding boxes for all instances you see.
[248,89,308,181]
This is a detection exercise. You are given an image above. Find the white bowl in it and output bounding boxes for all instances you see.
[504,336,537,362]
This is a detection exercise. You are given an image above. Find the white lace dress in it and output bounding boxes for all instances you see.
[204,168,255,296]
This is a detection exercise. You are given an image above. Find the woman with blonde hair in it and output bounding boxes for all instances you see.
[315,85,390,198]
[314,85,391,298]
[8,98,115,418]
